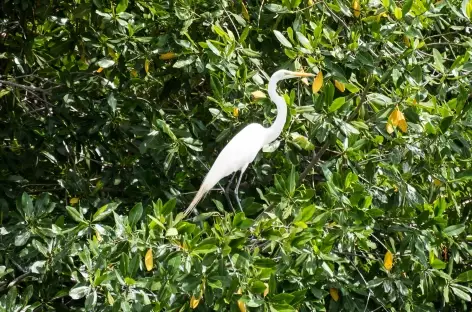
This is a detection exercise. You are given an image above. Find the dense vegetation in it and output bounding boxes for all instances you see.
[2,0,472,310]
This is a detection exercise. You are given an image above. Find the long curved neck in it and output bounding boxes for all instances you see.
[264,75,287,145]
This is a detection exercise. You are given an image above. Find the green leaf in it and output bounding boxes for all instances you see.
[92,203,118,222]
[328,97,346,112]
[173,58,194,68]
[456,270,472,282]
[107,93,117,113]
[440,116,454,133]
[294,204,316,222]
[21,192,34,218]
[129,203,143,228]
[443,224,465,237]
[97,59,115,68]
[69,286,90,300]
[288,165,297,195]
[6,286,17,311]
[206,40,221,56]
[193,238,218,254]
[402,0,413,16]
[116,0,128,13]
[166,227,178,236]
[461,0,472,20]
[295,32,312,50]
[433,49,445,73]
[451,286,471,301]
[265,4,290,13]
[254,258,276,268]
[66,206,85,223]
[431,258,447,270]
[273,30,293,48]
[161,198,176,216]
[270,303,297,311]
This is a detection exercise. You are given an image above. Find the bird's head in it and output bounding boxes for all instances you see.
[273,69,315,81]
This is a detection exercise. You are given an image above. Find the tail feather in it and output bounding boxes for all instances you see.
[185,166,224,217]
[184,184,209,217]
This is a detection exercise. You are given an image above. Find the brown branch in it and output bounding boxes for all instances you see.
[298,141,329,183]
[298,75,374,184]
[0,79,51,94]
[347,75,373,122]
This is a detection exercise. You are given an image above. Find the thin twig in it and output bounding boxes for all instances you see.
[0,79,51,94]
[298,141,329,183]
[347,75,373,122]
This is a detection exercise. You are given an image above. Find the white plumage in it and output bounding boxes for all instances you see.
[184,70,314,217]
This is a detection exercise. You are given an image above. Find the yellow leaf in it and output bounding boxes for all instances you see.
[403,36,410,47]
[95,229,103,242]
[108,47,116,58]
[387,107,407,133]
[377,12,388,21]
[353,0,360,17]
[70,197,79,205]
[130,69,137,77]
[329,288,339,301]
[190,295,200,309]
[308,0,313,5]
[395,108,407,132]
[397,118,407,133]
[159,52,177,60]
[237,300,246,312]
[107,292,114,305]
[464,0,472,18]
[96,67,104,73]
[263,283,269,297]
[433,178,442,186]
[384,250,394,271]
[251,90,266,99]
[145,248,153,271]
[334,80,345,92]
[241,2,250,20]
[394,7,402,19]
[236,288,246,312]
[233,107,239,117]
[312,71,323,93]
[145,59,150,74]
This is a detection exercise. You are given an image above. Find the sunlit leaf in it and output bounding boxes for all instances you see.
[353,0,361,17]
[145,59,150,74]
[384,250,394,271]
[334,80,345,92]
[312,71,323,93]
[160,52,177,60]
[251,90,266,99]
[145,248,153,271]
[70,197,79,205]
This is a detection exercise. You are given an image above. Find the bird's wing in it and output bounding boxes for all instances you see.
[202,123,266,188]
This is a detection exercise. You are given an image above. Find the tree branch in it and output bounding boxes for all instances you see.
[298,141,329,183]
[347,75,373,122]
[0,79,51,94]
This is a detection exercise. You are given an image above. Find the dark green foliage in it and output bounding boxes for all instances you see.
[1,0,472,311]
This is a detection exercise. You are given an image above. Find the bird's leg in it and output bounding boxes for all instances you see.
[225,172,237,212]
[234,165,248,212]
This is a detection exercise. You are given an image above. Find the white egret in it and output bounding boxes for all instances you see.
[184,69,314,217]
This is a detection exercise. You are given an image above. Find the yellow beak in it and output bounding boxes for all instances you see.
[291,71,315,77]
